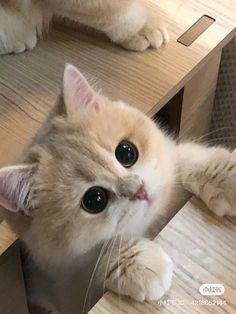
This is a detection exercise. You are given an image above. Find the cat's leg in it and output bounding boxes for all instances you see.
[100,238,173,301]
[0,2,52,55]
[177,143,236,217]
[54,0,168,51]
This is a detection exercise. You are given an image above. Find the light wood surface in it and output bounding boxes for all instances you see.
[89,198,236,314]
[0,221,16,255]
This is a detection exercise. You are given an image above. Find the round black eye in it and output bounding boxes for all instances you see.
[81,187,108,214]
[115,141,138,168]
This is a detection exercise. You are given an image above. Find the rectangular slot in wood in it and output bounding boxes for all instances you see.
[178,15,215,46]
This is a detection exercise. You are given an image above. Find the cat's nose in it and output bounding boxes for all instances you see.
[130,184,148,201]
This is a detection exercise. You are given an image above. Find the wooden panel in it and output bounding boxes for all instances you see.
[179,50,222,141]
[89,198,236,314]
[0,241,29,314]
[0,221,16,255]
[154,89,183,136]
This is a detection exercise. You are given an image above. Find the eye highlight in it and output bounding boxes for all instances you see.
[81,187,108,214]
[115,141,139,168]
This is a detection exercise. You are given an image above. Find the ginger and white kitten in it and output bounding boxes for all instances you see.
[0,0,168,55]
[0,65,235,314]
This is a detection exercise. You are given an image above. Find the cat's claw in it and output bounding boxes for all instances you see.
[106,240,173,302]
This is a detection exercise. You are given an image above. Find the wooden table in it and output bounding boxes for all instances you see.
[0,0,236,313]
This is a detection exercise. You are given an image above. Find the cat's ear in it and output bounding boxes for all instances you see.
[63,64,98,116]
[0,165,36,216]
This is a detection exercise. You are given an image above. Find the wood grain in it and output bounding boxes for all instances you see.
[90,198,236,314]
[0,221,16,255]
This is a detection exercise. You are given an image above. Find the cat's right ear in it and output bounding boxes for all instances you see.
[63,64,98,116]
[0,165,36,216]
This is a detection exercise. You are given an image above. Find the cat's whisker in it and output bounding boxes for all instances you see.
[117,235,123,305]
[178,126,235,143]
[202,136,236,145]
[82,238,110,314]
[102,233,119,296]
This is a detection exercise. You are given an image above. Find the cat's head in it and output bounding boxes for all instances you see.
[0,64,174,263]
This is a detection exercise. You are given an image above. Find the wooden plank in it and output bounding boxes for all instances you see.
[0,221,16,255]
[89,198,236,314]
[179,50,222,140]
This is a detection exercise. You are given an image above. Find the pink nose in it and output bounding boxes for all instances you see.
[131,184,148,201]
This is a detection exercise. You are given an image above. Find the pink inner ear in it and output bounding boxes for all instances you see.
[0,182,18,212]
[63,64,98,115]
[0,166,32,215]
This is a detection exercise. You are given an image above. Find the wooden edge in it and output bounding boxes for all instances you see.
[0,220,17,256]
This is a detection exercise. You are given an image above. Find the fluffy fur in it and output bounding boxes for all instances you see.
[0,64,235,314]
[0,0,168,54]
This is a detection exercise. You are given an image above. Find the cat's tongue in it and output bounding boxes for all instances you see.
[130,185,149,201]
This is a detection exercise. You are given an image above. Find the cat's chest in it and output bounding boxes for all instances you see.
[28,251,104,314]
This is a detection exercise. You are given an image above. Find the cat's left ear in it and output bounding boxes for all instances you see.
[63,64,98,116]
[0,165,36,216]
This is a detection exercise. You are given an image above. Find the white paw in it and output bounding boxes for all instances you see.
[203,149,236,217]
[121,8,169,51]
[0,27,38,55]
[120,20,169,52]
[106,240,173,302]
[0,6,40,55]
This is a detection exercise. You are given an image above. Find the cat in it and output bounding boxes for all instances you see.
[0,64,235,314]
[0,0,168,55]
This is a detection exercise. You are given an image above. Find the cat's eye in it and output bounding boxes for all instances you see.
[115,141,138,168]
[81,187,108,214]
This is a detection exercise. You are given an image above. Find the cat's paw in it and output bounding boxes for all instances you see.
[0,29,38,55]
[120,18,169,51]
[0,7,40,55]
[202,149,236,217]
[106,240,173,302]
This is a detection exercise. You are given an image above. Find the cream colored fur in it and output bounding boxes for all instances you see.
[0,65,235,314]
[0,0,168,54]
[178,143,236,216]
